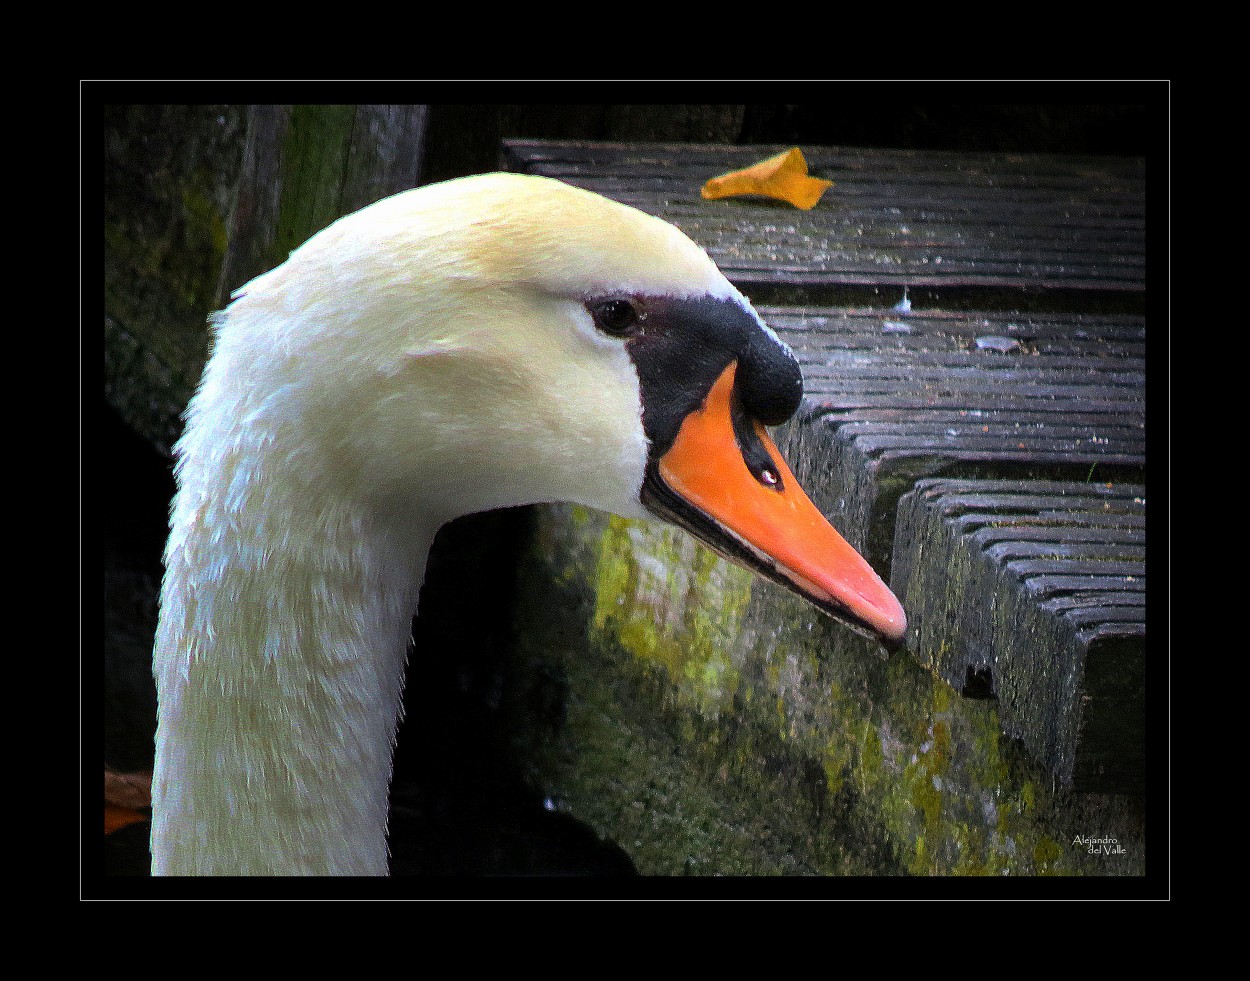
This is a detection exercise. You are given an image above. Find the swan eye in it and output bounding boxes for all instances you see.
[590,298,644,338]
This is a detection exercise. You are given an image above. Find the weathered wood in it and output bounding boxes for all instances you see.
[100,123,1156,878]
[104,105,431,454]
[767,305,1146,580]
[503,140,1150,808]
[216,104,429,304]
[771,305,1146,794]
[103,105,248,455]
[503,140,1145,295]
[507,503,1148,875]
[891,479,1146,794]
[211,105,290,311]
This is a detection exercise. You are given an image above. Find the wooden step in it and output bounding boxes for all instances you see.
[505,139,1149,797]
[891,478,1145,794]
[503,139,1145,295]
[766,304,1146,578]
[771,306,1146,794]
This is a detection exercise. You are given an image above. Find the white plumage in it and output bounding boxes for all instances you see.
[152,172,904,875]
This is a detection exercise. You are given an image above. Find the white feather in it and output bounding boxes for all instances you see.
[151,173,757,875]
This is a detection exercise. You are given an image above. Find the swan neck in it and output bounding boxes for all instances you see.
[152,472,433,875]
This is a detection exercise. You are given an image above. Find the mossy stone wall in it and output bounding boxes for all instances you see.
[505,504,1146,876]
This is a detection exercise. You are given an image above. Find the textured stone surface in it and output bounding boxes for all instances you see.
[504,505,1147,876]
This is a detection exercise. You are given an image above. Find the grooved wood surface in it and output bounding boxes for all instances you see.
[892,478,1145,793]
[506,139,1151,796]
[504,139,1146,293]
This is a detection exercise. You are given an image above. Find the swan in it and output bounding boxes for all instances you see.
[151,172,907,875]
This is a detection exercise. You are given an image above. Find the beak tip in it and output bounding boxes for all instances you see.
[829,574,907,647]
[888,594,908,635]
[839,573,906,646]
[871,600,908,646]
[885,611,909,645]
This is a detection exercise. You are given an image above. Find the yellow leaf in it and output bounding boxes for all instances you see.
[701,147,833,210]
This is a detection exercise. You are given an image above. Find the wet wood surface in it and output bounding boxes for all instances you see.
[893,478,1145,793]
[506,139,1149,797]
[503,139,1146,294]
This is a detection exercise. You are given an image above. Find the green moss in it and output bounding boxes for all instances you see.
[1021,781,1036,815]
[592,515,638,632]
[857,716,884,790]
[178,186,229,308]
[590,515,754,716]
[275,104,357,259]
[911,767,942,828]
[519,503,1146,877]
[821,734,853,796]
[969,705,1009,787]
[912,834,929,875]
[1033,835,1063,874]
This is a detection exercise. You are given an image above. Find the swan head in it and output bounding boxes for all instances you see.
[202,172,905,643]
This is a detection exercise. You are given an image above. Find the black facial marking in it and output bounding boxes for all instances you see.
[730,388,784,492]
[740,327,804,426]
[607,294,802,461]
[624,295,891,644]
[623,294,897,647]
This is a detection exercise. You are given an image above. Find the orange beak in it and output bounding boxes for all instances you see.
[652,362,907,644]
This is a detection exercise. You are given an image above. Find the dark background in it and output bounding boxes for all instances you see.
[419,99,1154,181]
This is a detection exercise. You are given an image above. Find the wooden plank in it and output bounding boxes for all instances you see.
[766,305,1145,577]
[891,478,1146,794]
[501,140,1150,799]
[503,140,1145,294]
[757,303,1146,794]
[217,104,429,304]
[106,105,432,456]
[497,138,1152,873]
